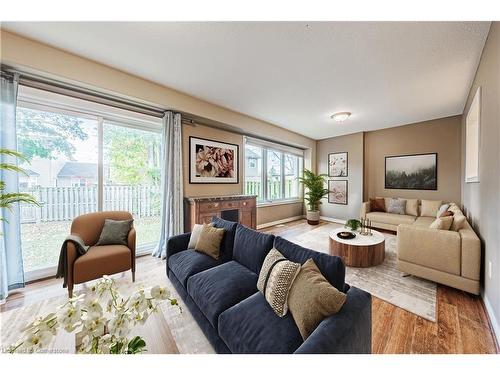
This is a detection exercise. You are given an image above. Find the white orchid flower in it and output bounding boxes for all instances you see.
[151,286,170,300]
[59,305,81,329]
[129,292,148,313]
[85,299,104,318]
[83,315,106,335]
[108,314,131,337]
[22,329,53,352]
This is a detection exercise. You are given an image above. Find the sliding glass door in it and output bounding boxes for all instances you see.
[16,105,99,275]
[103,122,162,250]
[16,88,162,279]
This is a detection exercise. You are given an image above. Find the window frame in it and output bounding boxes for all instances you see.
[244,140,304,206]
[16,87,163,281]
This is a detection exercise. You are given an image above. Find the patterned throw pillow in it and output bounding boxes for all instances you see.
[387,198,406,215]
[257,248,301,317]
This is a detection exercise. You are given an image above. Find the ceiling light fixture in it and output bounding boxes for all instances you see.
[330,112,351,122]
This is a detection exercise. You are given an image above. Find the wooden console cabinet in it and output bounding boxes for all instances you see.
[184,195,257,232]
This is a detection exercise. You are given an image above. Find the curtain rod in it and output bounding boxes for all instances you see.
[2,66,309,151]
[1,65,167,118]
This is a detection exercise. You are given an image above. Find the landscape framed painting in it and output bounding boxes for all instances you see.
[328,152,348,177]
[328,180,348,205]
[189,136,239,184]
[385,153,437,190]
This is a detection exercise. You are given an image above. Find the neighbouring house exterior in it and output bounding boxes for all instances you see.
[18,169,40,189]
[56,162,98,187]
[245,147,260,178]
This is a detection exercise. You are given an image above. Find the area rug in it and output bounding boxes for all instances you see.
[280,223,437,322]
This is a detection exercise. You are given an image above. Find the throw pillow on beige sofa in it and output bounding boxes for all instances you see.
[429,216,454,230]
[451,214,467,231]
[405,199,419,216]
[420,200,443,217]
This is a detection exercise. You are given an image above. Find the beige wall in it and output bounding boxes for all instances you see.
[0,29,314,226]
[317,132,364,221]
[364,116,462,204]
[460,22,500,338]
[257,202,304,226]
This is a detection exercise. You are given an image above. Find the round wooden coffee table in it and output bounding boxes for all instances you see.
[329,227,385,267]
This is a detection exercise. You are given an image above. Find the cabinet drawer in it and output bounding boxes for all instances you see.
[221,200,240,210]
[199,201,221,213]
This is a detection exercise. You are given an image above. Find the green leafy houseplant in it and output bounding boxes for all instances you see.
[298,169,329,225]
[0,148,39,223]
[345,219,362,232]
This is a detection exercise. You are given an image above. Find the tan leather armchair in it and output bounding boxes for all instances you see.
[66,211,136,297]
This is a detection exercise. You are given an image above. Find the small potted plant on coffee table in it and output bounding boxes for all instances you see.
[345,219,362,232]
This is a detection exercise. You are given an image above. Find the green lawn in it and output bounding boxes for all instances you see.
[21,217,161,272]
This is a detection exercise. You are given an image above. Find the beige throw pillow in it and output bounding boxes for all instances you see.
[448,203,463,216]
[257,249,301,317]
[194,223,225,259]
[420,200,443,217]
[429,216,453,230]
[188,223,213,249]
[288,259,346,340]
[406,199,419,216]
[451,214,467,232]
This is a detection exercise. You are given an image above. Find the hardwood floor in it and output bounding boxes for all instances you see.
[2,219,498,354]
[262,220,499,354]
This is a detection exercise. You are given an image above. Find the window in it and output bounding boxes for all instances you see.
[244,145,263,201]
[103,122,162,249]
[244,138,303,204]
[16,86,162,278]
[284,154,300,199]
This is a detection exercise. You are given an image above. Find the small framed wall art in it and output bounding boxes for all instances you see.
[328,152,348,177]
[328,179,348,205]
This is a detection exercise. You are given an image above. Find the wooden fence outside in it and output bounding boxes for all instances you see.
[20,185,160,223]
[245,179,297,201]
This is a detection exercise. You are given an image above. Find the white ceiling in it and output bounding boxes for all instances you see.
[3,22,491,139]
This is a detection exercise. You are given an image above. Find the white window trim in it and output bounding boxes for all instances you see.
[244,138,304,205]
[257,198,304,208]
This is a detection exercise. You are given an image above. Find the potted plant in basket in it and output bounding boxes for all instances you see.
[298,169,329,225]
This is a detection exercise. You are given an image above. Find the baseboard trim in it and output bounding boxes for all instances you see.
[483,294,500,350]
[257,215,305,229]
[319,216,346,225]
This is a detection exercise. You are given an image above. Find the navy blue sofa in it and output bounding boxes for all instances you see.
[166,217,372,354]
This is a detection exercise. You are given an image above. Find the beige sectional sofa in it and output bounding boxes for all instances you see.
[360,198,481,294]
